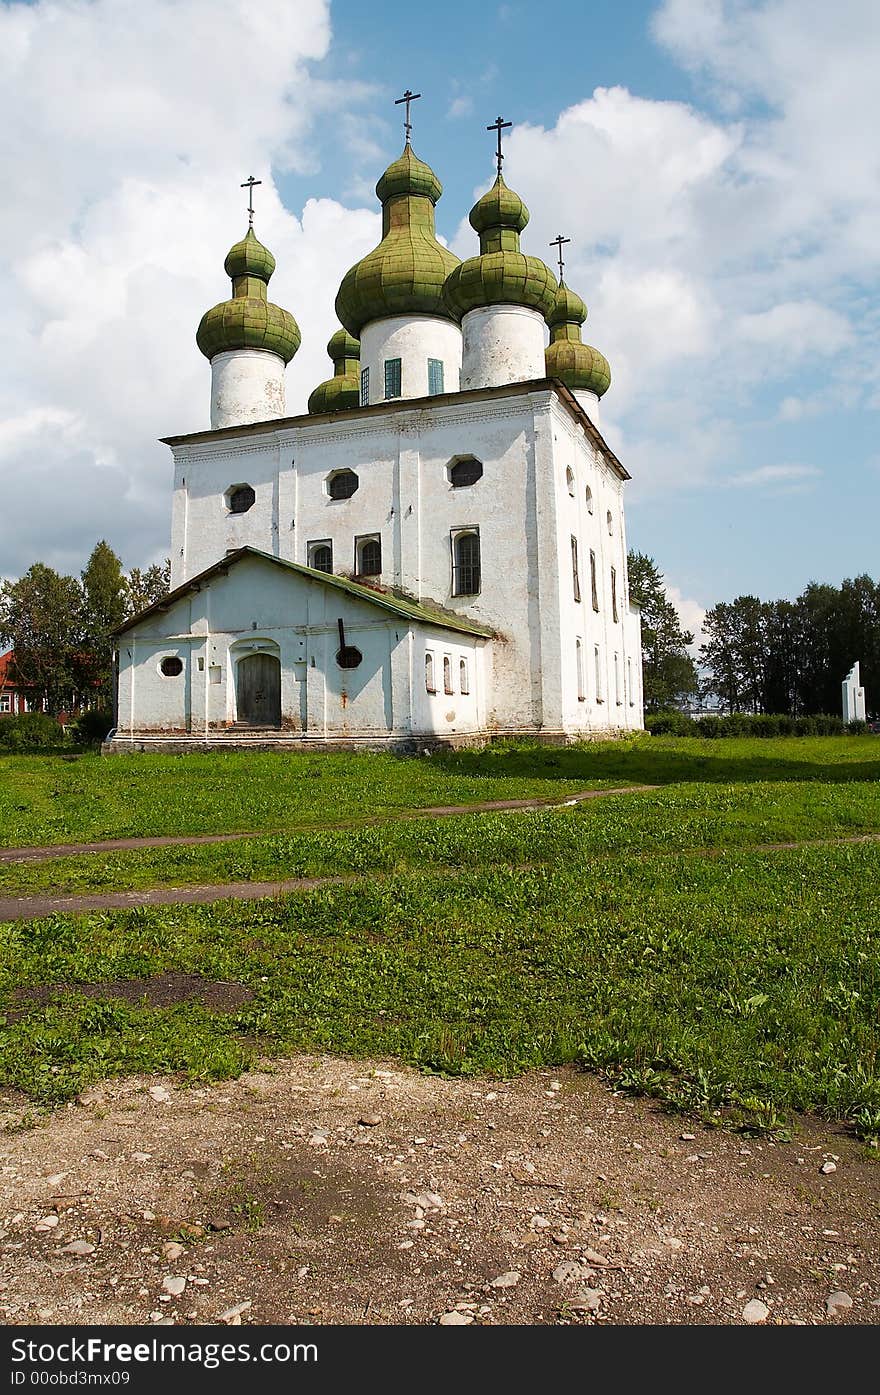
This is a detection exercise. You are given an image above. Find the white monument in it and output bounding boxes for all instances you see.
[842,662,866,723]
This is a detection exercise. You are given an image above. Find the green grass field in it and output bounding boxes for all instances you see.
[2,736,879,1139]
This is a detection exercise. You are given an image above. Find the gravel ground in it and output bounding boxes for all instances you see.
[1,1057,877,1327]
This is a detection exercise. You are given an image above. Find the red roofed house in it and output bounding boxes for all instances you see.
[0,651,38,716]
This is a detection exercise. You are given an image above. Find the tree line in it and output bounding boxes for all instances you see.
[628,553,879,718]
[698,578,879,716]
[0,542,169,715]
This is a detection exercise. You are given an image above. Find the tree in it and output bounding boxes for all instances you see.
[627,552,698,711]
[699,595,765,713]
[0,564,83,713]
[80,541,127,705]
[125,560,170,617]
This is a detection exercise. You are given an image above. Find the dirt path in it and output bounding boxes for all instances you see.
[0,1057,876,1327]
[3,828,880,923]
[0,786,656,864]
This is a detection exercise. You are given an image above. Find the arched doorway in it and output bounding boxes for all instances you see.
[235,651,281,727]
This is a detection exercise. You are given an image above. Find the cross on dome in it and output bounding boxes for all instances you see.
[550,233,571,280]
[487,115,512,175]
[241,175,262,229]
[394,89,421,145]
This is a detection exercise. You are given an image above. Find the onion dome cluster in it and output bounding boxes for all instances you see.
[335,145,461,336]
[544,280,611,398]
[442,175,558,320]
[197,227,300,364]
[307,329,361,414]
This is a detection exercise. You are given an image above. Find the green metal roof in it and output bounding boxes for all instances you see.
[335,145,461,336]
[197,227,300,364]
[307,327,361,414]
[117,546,494,639]
[443,175,558,320]
[545,279,611,397]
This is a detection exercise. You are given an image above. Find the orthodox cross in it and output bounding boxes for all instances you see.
[394,89,421,144]
[487,115,512,175]
[241,175,262,228]
[550,233,571,280]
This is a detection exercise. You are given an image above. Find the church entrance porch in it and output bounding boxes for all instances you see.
[234,651,281,727]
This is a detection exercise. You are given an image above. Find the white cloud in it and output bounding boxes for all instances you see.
[447,96,473,120]
[0,0,379,577]
[727,463,821,489]
[666,584,707,652]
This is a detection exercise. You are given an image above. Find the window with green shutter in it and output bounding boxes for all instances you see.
[428,358,444,395]
[384,358,402,399]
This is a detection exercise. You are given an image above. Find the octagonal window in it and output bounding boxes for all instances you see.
[226,483,255,514]
[448,456,483,488]
[328,469,359,500]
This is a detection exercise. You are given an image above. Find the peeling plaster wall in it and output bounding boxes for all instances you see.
[210,348,287,429]
[459,304,546,391]
[360,315,462,402]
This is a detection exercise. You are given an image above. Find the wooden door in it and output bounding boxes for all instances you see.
[236,652,281,727]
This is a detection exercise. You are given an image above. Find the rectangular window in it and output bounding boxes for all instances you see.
[452,529,481,596]
[384,357,402,399]
[576,639,585,702]
[360,366,370,407]
[594,645,603,702]
[428,358,444,395]
[590,549,599,611]
[611,566,619,623]
[356,535,381,576]
[627,656,634,706]
[0,695,10,713]
[443,655,453,695]
[308,540,333,573]
[615,652,622,705]
[571,536,581,603]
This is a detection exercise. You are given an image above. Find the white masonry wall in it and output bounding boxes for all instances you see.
[166,384,643,739]
[209,348,287,429]
[115,553,488,745]
[359,315,462,402]
[460,304,546,391]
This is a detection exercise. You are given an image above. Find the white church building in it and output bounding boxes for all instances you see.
[110,121,643,751]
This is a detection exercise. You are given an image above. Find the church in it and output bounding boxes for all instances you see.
[109,106,644,752]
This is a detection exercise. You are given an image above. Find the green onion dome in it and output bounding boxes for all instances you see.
[308,328,361,414]
[544,279,611,397]
[197,227,300,364]
[335,145,461,337]
[442,174,558,320]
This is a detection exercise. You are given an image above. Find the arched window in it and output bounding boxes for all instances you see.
[449,456,483,488]
[356,536,381,576]
[571,536,581,603]
[327,470,359,500]
[443,656,453,695]
[425,652,436,694]
[594,645,603,702]
[226,484,255,514]
[459,658,469,695]
[309,542,333,573]
[586,485,594,514]
[452,531,481,596]
[566,467,575,497]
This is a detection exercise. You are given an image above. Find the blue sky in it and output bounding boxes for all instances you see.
[1,0,877,638]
